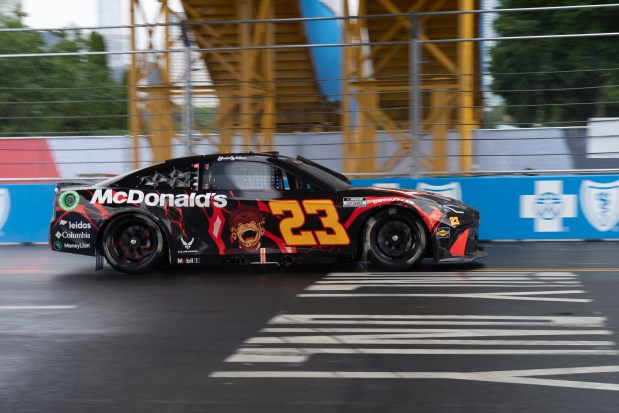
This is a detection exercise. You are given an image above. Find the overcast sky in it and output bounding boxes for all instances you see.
[21,0,99,28]
[20,0,177,29]
[20,0,350,29]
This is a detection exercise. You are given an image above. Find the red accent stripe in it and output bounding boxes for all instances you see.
[450,229,470,257]
[260,248,266,264]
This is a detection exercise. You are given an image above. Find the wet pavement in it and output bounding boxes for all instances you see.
[0,242,618,412]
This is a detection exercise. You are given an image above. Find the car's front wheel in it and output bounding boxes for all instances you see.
[364,208,427,271]
[101,213,165,274]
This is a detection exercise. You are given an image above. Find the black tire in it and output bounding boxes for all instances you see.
[101,213,165,274]
[364,207,427,271]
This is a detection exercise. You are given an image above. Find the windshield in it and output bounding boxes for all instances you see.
[272,156,351,191]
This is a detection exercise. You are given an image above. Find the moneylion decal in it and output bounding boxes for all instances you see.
[580,180,619,232]
[59,190,80,211]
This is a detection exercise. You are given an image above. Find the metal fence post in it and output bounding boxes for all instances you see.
[409,12,422,177]
[181,21,193,156]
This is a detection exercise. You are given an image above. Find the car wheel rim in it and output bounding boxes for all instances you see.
[110,223,156,265]
[374,219,416,260]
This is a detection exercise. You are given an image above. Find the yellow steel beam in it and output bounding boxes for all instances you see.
[342,0,479,174]
[342,0,354,173]
[239,0,253,149]
[181,1,242,78]
[257,0,275,152]
[458,0,475,172]
[428,90,452,172]
[129,0,177,165]
[214,98,238,152]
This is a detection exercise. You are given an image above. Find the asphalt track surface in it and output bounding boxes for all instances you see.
[1,242,619,412]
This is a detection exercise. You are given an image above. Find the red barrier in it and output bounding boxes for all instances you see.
[0,139,60,183]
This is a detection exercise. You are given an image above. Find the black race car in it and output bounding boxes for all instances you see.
[50,152,485,273]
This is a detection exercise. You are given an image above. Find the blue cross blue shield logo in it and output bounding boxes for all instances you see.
[416,182,462,201]
[580,180,619,232]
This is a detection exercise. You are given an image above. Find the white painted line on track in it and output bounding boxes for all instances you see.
[318,278,579,282]
[211,270,619,392]
[269,314,606,327]
[263,325,607,331]
[318,273,582,290]
[256,328,612,338]
[210,366,619,391]
[0,305,77,310]
[299,290,591,302]
[326,272,578,280]
[470,268,619,273]
[308,284,579,290]
[225,348,619,363]
[328,272,581,277]
[247,338,614,346]
[269,314,604,324]
[0,269,57,274]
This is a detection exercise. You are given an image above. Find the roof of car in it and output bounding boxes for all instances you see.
[98,152,351,190]
[163,152,283,164]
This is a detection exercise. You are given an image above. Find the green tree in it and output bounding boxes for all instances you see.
[0,11,48,133]
[0,11,127,135]
[490,0,619,126]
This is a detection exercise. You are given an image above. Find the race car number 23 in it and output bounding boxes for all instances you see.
[268,199,350,246]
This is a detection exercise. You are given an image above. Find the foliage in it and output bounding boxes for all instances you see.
[490,0,619,126]
[483,105,509,128]
[0,11,127,135]
[194,107,218,129]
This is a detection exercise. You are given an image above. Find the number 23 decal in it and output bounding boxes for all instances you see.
[269,199,350,246]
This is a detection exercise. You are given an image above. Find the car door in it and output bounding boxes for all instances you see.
[272,169,352,257]
[203,159,351,261]
[202,159,285,259]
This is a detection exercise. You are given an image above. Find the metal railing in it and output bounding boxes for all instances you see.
[1,2,618,181]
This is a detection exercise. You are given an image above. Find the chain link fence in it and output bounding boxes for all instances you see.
[1,2,618,181]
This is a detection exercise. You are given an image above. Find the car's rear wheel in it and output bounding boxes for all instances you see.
[364,208,427,271]
[102,213,164,274]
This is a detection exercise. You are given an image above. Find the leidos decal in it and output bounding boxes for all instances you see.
[59,220,92,230]
[91,189,228,208]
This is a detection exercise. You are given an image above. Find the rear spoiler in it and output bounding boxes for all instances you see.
[55,180,97,191]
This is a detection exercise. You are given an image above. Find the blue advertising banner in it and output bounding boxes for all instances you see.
[0,184,56,243]
[352,175,619,240]
[1,176,619,243]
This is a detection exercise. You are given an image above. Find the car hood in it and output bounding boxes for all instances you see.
[338,186,478,215]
